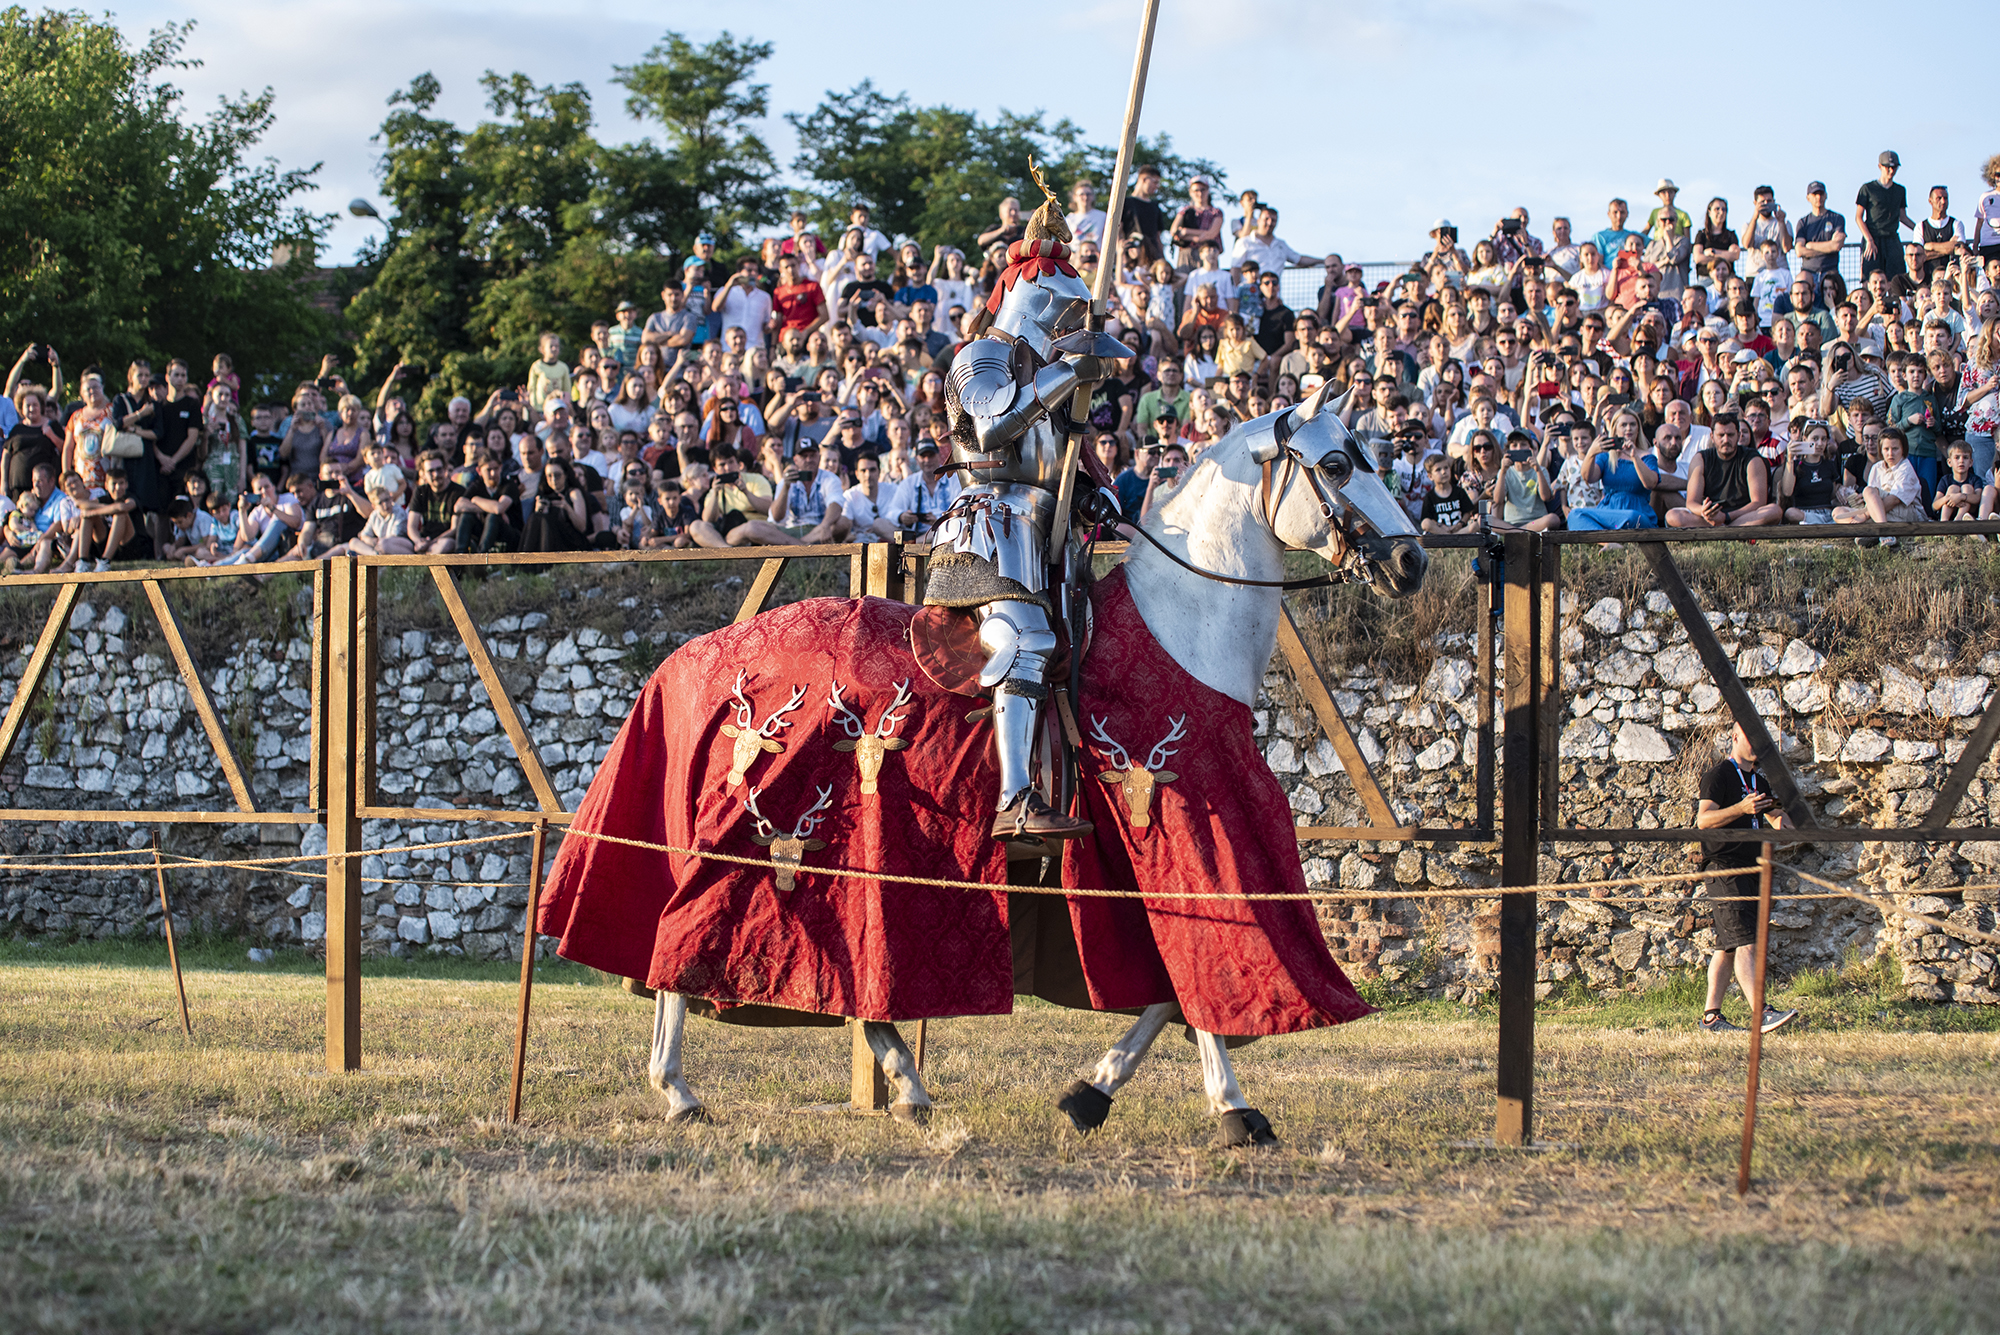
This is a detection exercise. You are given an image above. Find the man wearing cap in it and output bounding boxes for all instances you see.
[875,432,960,540]
[1426,219,1468,276]
[1594,198,1643,264]
[605,301,644,368]
[1794,182,1847,281]
[1645,179,1691,236]
[1856,152,1915,284]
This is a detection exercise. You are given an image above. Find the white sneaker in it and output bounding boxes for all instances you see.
[94,558,111,572]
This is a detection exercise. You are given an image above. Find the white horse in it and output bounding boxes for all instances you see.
[646,385,1426,1140]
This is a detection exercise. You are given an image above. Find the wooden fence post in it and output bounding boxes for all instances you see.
[324,556,365,1072]
[1495,532,1540,1146]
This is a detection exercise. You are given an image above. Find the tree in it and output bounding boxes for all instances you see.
[344,72,677,415]
[0,8,332,398]
[611,31,783,248]
[787,83,1223,254]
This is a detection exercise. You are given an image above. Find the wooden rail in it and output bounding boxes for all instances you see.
[5,525,2000,1130]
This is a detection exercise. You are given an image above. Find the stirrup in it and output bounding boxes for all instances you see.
[992,790,1093,841]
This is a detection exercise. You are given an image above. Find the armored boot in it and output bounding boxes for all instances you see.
[979,599,1092,842]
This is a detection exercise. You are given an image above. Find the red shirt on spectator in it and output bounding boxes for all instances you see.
[773,281,827,334]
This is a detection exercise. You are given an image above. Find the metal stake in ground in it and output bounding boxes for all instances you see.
[1738,842,1775,1196]
[152,831,192,1038]
[508,818,550,1123]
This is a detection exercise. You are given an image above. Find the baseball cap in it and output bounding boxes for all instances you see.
[1805,180,1827,196]
[614,300,638,313]
[1654,177,1678,194]
[1879,150,1900,168]
[694,231,716,246]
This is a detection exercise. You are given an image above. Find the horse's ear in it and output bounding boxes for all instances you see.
[1294,377,1335,423]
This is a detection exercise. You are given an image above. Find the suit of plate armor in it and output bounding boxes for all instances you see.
[927,237,1122,839]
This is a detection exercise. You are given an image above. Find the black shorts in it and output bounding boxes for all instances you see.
[1706,866,1761,951]
[716,511,750,537]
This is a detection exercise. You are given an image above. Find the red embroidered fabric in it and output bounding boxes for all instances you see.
[539,569,1372,1037]
[1061,567,1376,1035]
[537,596,1012,1022]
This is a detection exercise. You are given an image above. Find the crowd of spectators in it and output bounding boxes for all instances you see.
[6,149,1999,576]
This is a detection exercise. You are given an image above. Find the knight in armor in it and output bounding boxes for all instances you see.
[927,181,1129,842]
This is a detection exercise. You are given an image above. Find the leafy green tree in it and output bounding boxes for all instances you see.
[611,31,783,248]
[787,82,1222,254]
[0,7,332,398]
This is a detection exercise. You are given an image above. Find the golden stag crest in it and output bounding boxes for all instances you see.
[717,670,807,787]
[745,784,834,892]
[1089,714,1188,831]
[826,678,913,796]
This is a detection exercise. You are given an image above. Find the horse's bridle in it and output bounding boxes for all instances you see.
[1115,414,1354,591]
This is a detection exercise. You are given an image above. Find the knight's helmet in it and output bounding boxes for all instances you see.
[984,164,1092,359]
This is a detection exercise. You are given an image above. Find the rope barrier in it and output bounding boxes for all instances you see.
[2,824,1994,929]
[0,829,534,875]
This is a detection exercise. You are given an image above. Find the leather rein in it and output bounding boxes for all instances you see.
[1113,417,1352,592]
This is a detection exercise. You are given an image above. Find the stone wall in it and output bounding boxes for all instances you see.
[1,577,1995,1004]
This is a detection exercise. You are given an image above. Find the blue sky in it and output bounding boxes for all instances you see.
[113,0,2000,268]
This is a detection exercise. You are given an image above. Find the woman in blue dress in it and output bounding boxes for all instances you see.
[1567,406,1661,530]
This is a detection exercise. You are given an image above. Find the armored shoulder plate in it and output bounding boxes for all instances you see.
[949,338,1020,420]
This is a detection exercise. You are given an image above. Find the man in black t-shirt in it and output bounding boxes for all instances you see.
[838,254,898,329]
[1121,163,1166,262]
[1695,723,1798,1035]
[407,452,464,554]
[1250,270,1296,361]
[1855,152,1913,283]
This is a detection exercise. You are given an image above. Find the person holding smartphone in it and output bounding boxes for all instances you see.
[1137,443,1189,524]
[1695,723,1798,1036]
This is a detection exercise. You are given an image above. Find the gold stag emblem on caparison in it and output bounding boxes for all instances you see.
[826,678,913,796]
[1089,715,1187,830]
[717,670,808,787]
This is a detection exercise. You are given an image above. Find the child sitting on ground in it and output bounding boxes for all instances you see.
[656,479,697,549]
[1932,440,1993,524]
[207,489,242,552]
[161,497,211,562]
[615,477,670,550]
[1,492,39,573]
[340,484,413,556]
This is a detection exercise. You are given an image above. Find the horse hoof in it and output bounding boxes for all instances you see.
[1218,1108,1278,1148]
[1057,1080,1113,1133]
[889,1101,931,1126]
[669,1104,712,1126]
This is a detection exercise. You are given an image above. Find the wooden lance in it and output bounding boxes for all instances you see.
[1048,0,1162,552]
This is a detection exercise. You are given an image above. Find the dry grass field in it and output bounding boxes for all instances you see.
[1,940,1996,1334]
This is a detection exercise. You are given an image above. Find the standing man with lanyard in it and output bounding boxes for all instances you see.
[1695,722,1799,1035]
